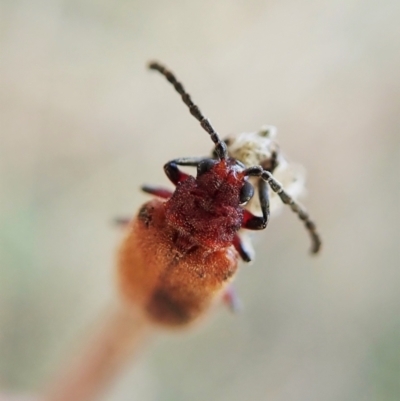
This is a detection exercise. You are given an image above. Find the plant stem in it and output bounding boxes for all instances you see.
[42,303,150,401]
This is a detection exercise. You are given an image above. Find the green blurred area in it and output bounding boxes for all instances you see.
[0,0,399,400]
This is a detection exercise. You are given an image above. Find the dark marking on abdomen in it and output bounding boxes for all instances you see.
[138,204,153,227]
[146,288,192,326]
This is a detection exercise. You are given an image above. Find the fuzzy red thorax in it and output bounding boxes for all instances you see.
[165,158,245,250]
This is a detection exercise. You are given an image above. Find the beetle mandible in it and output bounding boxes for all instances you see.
[117,61,321,327]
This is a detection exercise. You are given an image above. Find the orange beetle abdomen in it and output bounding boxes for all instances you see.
[117,199,239,327]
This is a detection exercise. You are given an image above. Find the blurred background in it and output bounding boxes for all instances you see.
[0,0,399,400]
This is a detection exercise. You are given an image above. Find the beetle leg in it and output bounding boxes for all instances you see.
[242,180,270,230]
[232,233,253,262]
[164,157,207,185]
[114,217,131,227]
[223,286,243,313]
[244,166,322,254]
[141,185,173,199]
[260,170,322,254]
[164,161,190,185]
[115,186,174,226]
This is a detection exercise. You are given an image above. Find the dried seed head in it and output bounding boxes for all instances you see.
[222,126,306,216]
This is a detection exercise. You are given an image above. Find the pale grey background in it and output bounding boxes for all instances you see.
[0,0,399,400]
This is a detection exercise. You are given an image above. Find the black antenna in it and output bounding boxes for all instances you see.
[148,61,228,159]
[244,166,322,254]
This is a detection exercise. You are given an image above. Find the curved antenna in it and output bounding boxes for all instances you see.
[244,166,322,254]
[148,61,228,159]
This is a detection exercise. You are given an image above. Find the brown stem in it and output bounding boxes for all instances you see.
[42,303,151,401]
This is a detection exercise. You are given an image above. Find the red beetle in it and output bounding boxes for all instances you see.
[117,62,321,327]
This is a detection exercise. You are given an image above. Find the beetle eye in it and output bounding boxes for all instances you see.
[197,159,217,176]
[239,181,254,205]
